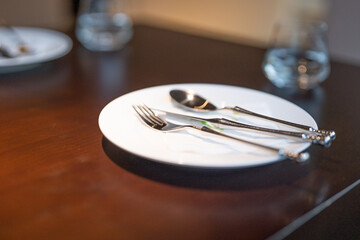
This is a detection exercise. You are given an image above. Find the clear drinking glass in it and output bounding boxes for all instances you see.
[262,21,330,90]
[76,0,133,51]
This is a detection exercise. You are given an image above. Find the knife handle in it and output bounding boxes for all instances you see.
[212,118,331,146]
[228,106,335,140]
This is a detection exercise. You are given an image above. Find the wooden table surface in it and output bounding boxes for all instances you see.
[0,26,359,240]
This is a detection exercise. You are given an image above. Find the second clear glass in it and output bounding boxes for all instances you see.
[262,21,330,90]
[76,0,133,51]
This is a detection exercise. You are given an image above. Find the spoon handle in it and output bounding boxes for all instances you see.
[216,118,331,147]
[227,106,336,140]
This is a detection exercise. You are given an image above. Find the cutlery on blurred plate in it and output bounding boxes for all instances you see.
[133,104,310,163]
[0,19,30,54]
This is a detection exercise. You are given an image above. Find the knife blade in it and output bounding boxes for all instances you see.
[150,107,332,146]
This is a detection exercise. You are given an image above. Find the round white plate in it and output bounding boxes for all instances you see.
[99,84,317,168]
[0,27,72,73]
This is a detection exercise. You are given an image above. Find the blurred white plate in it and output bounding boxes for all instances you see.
[99,84,317,168]
[0,27,72,73]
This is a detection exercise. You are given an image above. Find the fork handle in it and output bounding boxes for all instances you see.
[199,126,309,163]
[227,106,336,140]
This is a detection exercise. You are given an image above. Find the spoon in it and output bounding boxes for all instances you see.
[170,89,336,139]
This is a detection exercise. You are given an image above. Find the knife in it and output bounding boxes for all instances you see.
[151,108,332,146]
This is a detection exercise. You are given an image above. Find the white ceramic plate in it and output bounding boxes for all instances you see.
[99,84,317,168]
[0,27,72,73]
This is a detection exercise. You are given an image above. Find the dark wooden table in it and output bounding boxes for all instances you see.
[0,26,359,240]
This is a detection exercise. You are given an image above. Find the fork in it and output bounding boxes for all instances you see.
[133,105,310,163]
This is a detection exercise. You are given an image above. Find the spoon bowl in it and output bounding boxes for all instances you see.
[170,89,217,111]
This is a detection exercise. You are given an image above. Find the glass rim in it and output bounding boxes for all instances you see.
[274,20,328,32]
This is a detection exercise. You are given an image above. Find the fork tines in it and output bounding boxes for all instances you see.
[133,104,166,128]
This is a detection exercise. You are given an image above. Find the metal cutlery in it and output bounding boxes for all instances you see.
[0,19,30,57]
[151,108,332,147]
[133,104,310,163]
[170,89,336,140]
